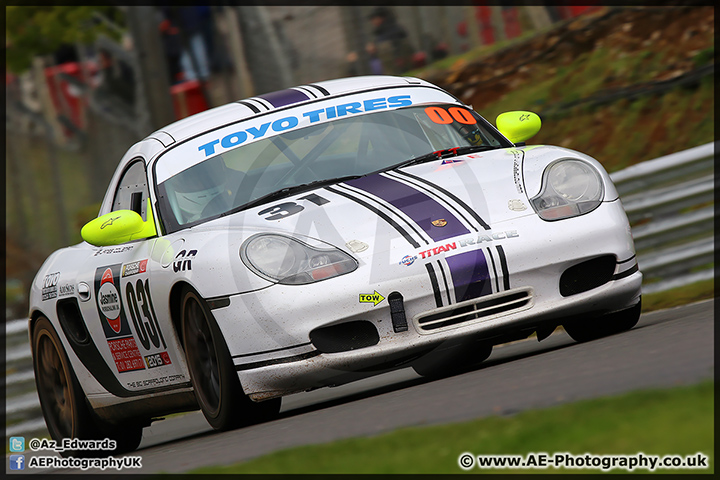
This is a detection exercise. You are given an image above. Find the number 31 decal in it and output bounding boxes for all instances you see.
[259,193,330,221]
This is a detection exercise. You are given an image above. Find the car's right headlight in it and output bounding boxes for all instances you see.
[530,159,604,221]
[240,234,358,284]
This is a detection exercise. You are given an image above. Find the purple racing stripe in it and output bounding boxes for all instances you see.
[445,249,492,303]
[257,89,310,108]
[346,174,470,242]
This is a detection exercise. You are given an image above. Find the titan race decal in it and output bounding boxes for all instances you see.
[95,265,145,373]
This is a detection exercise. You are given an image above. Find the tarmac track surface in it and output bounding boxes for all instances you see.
[22,299,714,474]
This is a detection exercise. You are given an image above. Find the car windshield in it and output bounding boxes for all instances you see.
[156,104,509,229]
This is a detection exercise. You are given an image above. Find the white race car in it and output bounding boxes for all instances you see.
[29,76,642,454]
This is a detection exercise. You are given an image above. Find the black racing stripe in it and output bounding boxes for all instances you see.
[294,86,318,99]
[384,171,478,233]
[235,351,320,371]
[436,260,452,305]
[251,96,274,110]
[232,342,313,359]
[612,264,639,280]
[495,245,511,291]
[237,100,260,114]
[337,183,431,245]
[425,263,443,308]
[486,247,501,293]
[617,255,637,264]
[325,186,423,248]
[308,83,330,96]
[393,169,491,230]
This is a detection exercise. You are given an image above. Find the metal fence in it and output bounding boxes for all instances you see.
[5,142,714,440]
[610,142,715,294]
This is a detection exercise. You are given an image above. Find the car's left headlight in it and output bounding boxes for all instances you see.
[241,234,358,284]
[530,159,604,221]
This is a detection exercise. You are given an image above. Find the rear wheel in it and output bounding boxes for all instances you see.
[412,340,493,378]
[564,300,641,343]
[32,316,142,457]
[181,287,280,430]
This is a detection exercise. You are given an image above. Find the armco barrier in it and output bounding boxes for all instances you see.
[5,142,715,438]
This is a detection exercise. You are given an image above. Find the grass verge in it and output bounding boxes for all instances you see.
[191,380,713,474]
[641,278,715,313]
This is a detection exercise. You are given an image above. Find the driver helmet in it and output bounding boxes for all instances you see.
[170,156,229,222]
[458,124,483,146]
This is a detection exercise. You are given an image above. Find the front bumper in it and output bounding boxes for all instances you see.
[210,199,642,400]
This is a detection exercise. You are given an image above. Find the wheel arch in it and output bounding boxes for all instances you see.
[169,280,194,352]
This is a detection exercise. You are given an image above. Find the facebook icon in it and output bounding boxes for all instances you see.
[9,454,25,470]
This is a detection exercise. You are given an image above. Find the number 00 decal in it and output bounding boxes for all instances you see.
[425,106,475,125]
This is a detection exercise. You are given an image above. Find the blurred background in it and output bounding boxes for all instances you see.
[4,4,714,319]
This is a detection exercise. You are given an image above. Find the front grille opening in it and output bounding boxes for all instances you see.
[56,298,90,345]
[560,255,616,297]
[416,288,532,332]
[310,320,380,353]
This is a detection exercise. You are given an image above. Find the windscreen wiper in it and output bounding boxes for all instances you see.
[230,174,364,214]
[392,145,498,170]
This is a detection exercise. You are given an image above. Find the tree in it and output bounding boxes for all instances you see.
[6,6,124,73]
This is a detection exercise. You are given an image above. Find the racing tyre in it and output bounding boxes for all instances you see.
[564,299,641,343]
[412,340,492,378]
[181,287,280,430]
[32,316,143,457]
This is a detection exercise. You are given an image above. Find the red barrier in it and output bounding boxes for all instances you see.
[171,80,208,120]
[44,62,96,136]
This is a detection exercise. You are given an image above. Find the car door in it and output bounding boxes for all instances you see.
[77,158,190,394]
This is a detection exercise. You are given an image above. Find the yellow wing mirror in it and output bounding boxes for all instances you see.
[81,199,157,246]
[496,111,541,145]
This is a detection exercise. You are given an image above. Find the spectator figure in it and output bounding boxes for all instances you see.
[158,8,184,84]
[367,7,414,75]
[176,5,211,82]
[92,47,135,119]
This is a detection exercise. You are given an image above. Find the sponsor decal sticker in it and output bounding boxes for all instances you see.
[441,158,464,165]
[108,337,145,373]
[93,245,134,257]
[42,273,60,301]
[173,250,197,273]
[122,259,148,277]
[508,199,527,211]
[94,264,145,373]
[402,230,520,261]
[197,95,413,158]
[58,284,75,297]
[431,219,448,227]
[144,351,172,369]
[100,216,121,229]
[399,255,418,266]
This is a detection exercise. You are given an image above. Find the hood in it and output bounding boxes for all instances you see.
[194,147,533,261]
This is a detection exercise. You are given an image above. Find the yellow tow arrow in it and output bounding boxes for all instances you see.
[359,290,385,307]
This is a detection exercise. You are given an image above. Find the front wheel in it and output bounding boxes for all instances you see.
[32,316,142,456]
[564,299,641,343]
[181,287,280,430]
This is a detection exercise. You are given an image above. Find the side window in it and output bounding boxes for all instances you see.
[112,160,149,221]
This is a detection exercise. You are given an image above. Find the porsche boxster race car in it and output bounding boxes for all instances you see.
[29,75,642,454]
